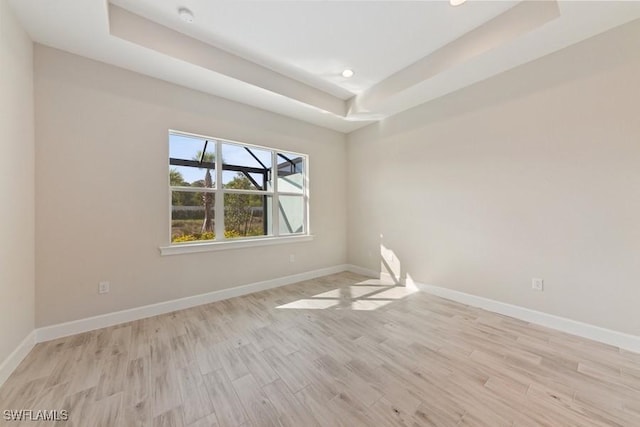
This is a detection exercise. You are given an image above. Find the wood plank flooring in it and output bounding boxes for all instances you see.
[1,272,639,426]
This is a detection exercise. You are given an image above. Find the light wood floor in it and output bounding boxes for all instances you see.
[1,272,639,426]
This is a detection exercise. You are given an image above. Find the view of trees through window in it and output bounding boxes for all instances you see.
[169,132,306,244]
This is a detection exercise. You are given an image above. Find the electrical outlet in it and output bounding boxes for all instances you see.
[289,254,296,263]
[99,281,110,294]
[532,278,544,292]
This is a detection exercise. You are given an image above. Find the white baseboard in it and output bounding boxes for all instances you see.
[347,264,640,353]
[36,264,348,343]
[346,264,379,278]
[416,283,640,353]
[0,331,36,388]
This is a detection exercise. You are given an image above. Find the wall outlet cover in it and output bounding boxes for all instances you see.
[99,281,110,294]
[532,278,544,291]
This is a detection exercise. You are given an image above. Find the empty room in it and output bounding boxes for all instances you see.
[1,0,639,425]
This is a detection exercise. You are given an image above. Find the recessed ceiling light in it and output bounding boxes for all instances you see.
[342,69,355,78]
[450,0,467,6]
[178,7,194,23]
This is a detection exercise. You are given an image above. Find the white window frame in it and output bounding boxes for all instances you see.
[160,130,312,256]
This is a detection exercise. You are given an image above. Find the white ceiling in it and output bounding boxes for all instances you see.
[8,0,640,133]
[109,0,518,95]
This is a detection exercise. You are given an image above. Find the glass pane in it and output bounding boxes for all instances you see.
[277,152,304,193]
[171,190,215,243]
[222,143,272,189]
[169,133,216,188]
[222,171,266,191]
[224,193,271,238]
[169,133,215,161]
[170,165,215,188]
[278,195,305,235]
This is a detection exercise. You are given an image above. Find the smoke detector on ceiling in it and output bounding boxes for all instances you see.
[178,7,194,23]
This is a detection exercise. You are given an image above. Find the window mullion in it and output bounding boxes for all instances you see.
[170,185,215,193]
[272,150,279,237]
[304,157,309,234]
[222,189,271,196]
[214,140,225,241]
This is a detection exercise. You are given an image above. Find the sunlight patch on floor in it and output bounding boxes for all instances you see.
[373,286,417,299]
[276,299,340,310]
[276,279,418,311]
[349,299,393,311]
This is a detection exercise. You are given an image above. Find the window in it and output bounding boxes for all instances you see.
[168,131,308,246]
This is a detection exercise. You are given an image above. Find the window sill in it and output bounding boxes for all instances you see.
[159,234,314,256]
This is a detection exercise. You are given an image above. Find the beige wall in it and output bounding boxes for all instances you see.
[347,21,640,335]
[21,11,640,338]
[0,0,35,362]
[34,46,347,327]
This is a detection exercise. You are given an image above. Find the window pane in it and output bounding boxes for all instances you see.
[278,195,305,234]
[170,165,215,188]
[277,152,304,193]
[169,133,216,188]
[171,191,215,243]
[222,143,272,190]
[224,193,271,238]
[222,171,266,191]
[170,133,215,161]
